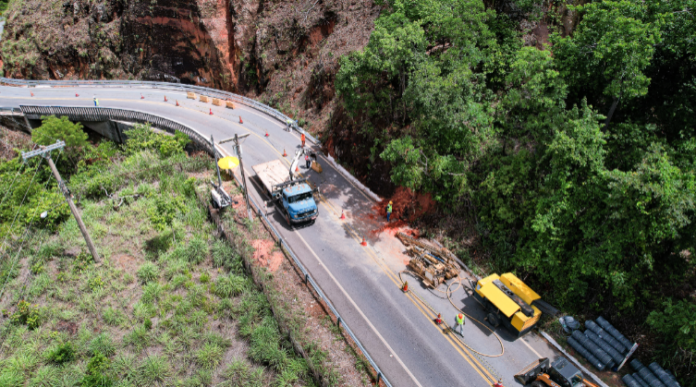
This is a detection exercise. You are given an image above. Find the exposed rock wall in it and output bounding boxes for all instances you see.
[0,0,381,124]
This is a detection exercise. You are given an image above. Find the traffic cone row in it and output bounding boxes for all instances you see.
[239,116,243,124]
[164,96,168,102]
[361,236,367,246]
[340,210,345,220]
[402,281,409,292]
[209,108,213,115]
[283,148,287,157]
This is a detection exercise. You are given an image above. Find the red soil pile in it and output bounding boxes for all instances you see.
[250,239,283,272]
[371,186,436,233]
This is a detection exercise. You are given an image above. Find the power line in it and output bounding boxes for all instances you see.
[0,165,57,301]
[0,158,45,259]
[0,144,36,210]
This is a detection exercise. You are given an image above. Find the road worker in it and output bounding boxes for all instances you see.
[94,97,99,107]
[286,118,293,132]
[305,154,311,169]
[301,133,306,147]
[454,313,465,336]
[386,201,393,222]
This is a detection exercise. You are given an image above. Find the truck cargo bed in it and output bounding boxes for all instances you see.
[252,159,289,195]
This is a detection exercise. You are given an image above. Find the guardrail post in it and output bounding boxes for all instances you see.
[377,372,382,384]
[336,316,342,327]
[304,273,309,284]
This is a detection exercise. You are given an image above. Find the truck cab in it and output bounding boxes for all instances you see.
[282,183,318,223]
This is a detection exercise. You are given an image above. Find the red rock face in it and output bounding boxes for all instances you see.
[0,0,380,113]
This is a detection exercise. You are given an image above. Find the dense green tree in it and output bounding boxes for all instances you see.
[553,0,662,128]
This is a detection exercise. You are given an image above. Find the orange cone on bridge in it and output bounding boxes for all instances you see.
[164,96,168,102]
[283,148,287,157]
[435,313,442,324]
[340,210,345,220]
[239,116,243,124]
[209,108,213,115]
[140,94,144,99]
[75,93,79,97]
[30,92,34,97]
[176,100,180,106]
[265,130,269,137]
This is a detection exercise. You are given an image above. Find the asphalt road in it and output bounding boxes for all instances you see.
[0,86,564,387]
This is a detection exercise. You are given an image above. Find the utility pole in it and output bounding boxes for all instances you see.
[22,141,101,263]
[219,133,251,216]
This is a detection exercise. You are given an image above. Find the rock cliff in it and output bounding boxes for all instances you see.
[0,0,379,128]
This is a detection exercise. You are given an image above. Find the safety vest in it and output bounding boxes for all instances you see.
[386,204,392,213]
[456,314,465,325]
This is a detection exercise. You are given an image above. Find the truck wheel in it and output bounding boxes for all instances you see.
[531,381,545,387]
[487,312,500,328]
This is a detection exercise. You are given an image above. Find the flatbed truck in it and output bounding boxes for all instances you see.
[252,150,319,225]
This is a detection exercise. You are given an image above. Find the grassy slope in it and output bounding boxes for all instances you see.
[0,143,317,386]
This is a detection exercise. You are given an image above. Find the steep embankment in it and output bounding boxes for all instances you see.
[0,0,379,128]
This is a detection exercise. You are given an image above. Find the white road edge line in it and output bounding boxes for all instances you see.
[216,144,423,387]
[520,336,543,358]
[291,229,424,387]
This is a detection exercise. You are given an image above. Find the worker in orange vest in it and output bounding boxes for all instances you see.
[301,133,306,147]
[454,313,465,336]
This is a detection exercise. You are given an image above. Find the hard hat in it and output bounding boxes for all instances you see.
[389,201,393,204]
[458,313,464,318]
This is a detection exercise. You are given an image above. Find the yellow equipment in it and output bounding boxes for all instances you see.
[516,358,598,387]
[472,273,556,337]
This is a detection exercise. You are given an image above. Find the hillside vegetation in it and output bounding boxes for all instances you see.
[333,0,696,382]
[0,121,332,386]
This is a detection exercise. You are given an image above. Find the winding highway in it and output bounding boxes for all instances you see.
[0,85,563,387]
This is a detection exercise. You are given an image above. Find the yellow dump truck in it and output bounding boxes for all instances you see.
[472,273,556,337]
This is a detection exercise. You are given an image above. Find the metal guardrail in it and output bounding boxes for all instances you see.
[0,77,320,145]
[19,106,214,155]
[13,104,392,387]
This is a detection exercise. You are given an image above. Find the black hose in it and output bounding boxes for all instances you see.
[648,363,681,387]
[638,366,667,387]
[597,316,634,350]
[585,329,625,364]
[572,331,615,368]
[623,374,642,387]
[586,320,628,354]
[567,336,606,371]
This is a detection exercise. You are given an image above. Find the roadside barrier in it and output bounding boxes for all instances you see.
[0,77,321,145]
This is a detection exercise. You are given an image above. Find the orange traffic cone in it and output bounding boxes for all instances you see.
[361,237,367,246]
[434,313,442,324]
[164,96,168,102]
[283,148,287,157]
[295,166,299,172]
[30,92,34,97]
[265,130,269,137]
[209,108,213,115]
[75,93,79,97]
[175,100,180,106]
[340,210,345,220]
[239,116,243,124]
[141,94,144,99]
[402,281,409,293]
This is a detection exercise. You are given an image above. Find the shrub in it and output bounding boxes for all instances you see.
[82,351,113,387]
[214,274,247,298]
[143,318,152,331]
[186,238,208,264]
[141,282,162,304]
[199,273,210,284]
[195,343,224,370]
[137,355,171,385]
[10,300,41,329]
[47,342,75,365]
[136,263,159,283]
[88,333,115,357]
[102,308,121,327]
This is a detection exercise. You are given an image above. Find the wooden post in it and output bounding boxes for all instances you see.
[46,156,100,263]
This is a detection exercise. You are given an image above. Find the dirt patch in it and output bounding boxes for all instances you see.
[370,186,437,232]
[112,254,139,274]
[56,320,79,336]
[250,239,283,272]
